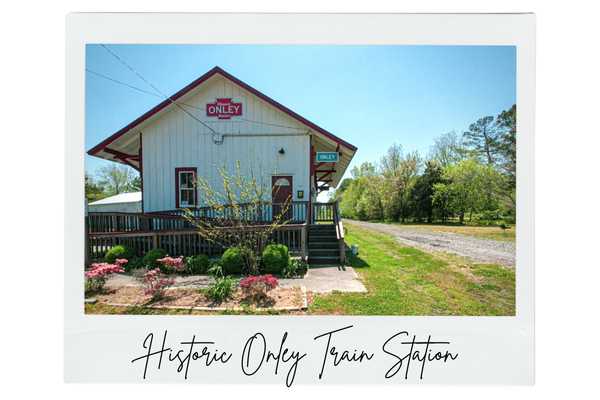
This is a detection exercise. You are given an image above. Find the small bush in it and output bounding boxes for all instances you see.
[261,244,289,274]
[239,274,278,303]
[143,248,167,269]
[206,276,236,302]
[186,255,210,275]
[124,257,145,273]
[282,258,308,278]
[104,245,133,264]
[221,247,244,275]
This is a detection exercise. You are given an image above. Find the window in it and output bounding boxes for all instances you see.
[175,167,197,208]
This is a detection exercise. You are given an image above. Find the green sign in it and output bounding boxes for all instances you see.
[316,152,339,163]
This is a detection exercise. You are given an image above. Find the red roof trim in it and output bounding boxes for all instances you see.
[87,66,357,156]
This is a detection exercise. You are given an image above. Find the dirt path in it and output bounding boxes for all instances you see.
[345,220,515,267]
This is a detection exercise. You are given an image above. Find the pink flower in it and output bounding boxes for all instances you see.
[85,262,124,279]
[157,256,185,272]
[240,274,278,289]
[143,268,175,298]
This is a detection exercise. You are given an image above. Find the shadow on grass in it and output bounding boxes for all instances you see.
[347,254,369,269]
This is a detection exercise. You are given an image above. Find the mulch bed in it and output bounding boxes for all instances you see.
[95,286,307,311]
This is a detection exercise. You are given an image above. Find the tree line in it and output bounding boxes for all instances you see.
[334,104,516,225]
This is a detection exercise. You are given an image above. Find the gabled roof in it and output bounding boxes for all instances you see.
[87,66,357,162]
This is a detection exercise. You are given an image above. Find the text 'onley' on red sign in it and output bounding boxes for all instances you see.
[206,98,243,119]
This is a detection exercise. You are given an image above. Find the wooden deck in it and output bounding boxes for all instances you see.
[85,201,344,263]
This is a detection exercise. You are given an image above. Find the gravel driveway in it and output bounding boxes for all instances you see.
[345,220,515,267]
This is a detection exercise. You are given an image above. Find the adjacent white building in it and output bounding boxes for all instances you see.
[88,192,142,213]
[87,66,357,213]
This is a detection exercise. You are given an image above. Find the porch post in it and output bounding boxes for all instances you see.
[301,224,308,260]
[308,144,315,224]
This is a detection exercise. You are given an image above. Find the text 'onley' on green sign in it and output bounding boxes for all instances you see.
[316,152,339,163]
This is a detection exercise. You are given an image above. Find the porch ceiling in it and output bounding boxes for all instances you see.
[312,133,355,189]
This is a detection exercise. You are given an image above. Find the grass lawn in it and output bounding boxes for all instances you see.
[309,224,515,316]
[387,222,515,242]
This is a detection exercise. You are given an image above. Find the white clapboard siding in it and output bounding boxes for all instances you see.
[142,75,310,212]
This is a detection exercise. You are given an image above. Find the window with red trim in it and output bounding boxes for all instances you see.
[175,167,197,208]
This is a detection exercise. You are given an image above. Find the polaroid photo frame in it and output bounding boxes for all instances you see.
[65,13,535,385]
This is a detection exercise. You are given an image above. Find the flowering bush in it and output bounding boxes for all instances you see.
[239,274,278,303]
[84,259,127,293]
[156,256,185,273]
[143,268,175,300]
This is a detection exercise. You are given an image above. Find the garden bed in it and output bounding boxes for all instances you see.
[93,285,308,312]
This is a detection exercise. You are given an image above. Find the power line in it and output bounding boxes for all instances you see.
[100,44,218,134]
[86,68,161,98]
[86,67,307,132]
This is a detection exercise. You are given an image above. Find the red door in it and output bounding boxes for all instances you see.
[272,175,293,221]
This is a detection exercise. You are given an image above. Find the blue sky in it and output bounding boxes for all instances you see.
[86,44,516,183]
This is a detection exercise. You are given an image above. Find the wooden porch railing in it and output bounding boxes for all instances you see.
[332,201,346,264]
[87,201,310,234]
[86,201,348,263]
[87,223,308,260]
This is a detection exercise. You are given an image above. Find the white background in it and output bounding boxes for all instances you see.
[1,0,598,398]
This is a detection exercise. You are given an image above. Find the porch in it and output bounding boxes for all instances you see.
[86,201,345,265]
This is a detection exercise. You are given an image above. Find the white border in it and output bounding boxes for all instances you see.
[65,13,534,384]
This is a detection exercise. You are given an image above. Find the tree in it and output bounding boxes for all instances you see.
[411,160,444,223]
[331,177,353,204]
[97,164,139,195]
[338,178,364,218]
[380,143,403,176]
[433,159,505,223]
[131,176,142,191]
[495,104,517,208]
[379,145,422,222]
[463,116,500,166]
[85,173,107,202]
[355,176,384,221]
[429,131,468,168]
[351,162,377,178]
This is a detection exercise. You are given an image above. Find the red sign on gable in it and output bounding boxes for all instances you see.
[206,98,243,119]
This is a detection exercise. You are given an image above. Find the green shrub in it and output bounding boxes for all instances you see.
[261,244,289,274]
[282,258,308,278]
[221,247,245,275]
[143,248,167,269]
[104,245,133,264]
[123,256,144,273]
[206,276,236,302]
[186,254,210,275]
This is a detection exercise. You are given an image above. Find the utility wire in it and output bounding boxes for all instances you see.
[100,44,218,134]
[86,67,306,132]
[86,68,162,98]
